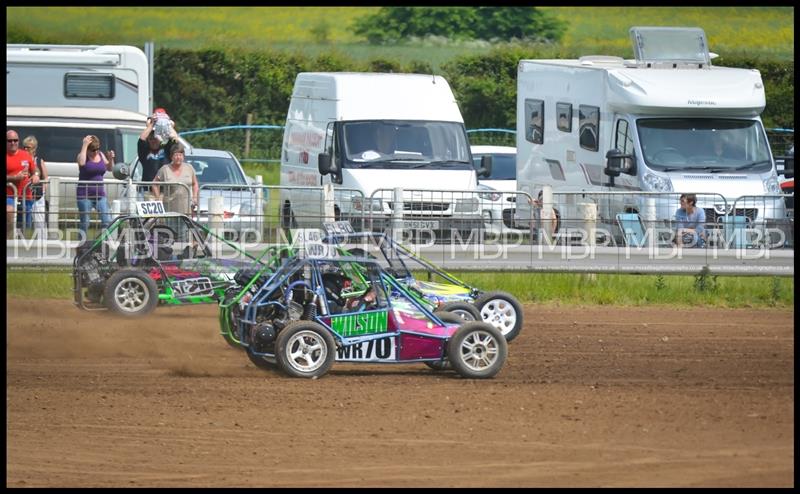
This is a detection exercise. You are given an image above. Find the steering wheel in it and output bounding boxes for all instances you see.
[652,147,685,162]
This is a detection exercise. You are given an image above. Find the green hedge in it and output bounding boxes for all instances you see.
[154,47,793,159]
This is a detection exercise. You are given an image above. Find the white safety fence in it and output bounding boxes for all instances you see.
[6,182,795,269]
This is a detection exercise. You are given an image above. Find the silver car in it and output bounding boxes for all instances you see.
[130,147,264,240]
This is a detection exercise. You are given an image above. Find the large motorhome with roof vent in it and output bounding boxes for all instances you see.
[515,27,785,244]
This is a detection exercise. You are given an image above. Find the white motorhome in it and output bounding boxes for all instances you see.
[7,44,150,114]
[279,72,489,236]
[515,27,785,243]
[6,44,194,217]
[6,44,153,205]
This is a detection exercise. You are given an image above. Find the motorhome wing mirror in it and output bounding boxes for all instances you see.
[605,149,635,176]
[604,149,622,177]
[318,152,332,175]
[479,155,493,178]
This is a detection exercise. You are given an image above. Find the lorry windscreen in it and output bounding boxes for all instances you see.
[637,118,772,173]
[341,120,472,170]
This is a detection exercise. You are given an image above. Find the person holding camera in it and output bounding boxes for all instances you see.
[138,110,178,200]
[76,135,113,238]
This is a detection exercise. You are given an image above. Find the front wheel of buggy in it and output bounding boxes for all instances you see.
[275,321,336,378]
[104,269,158,317]
[447,322,507,379]
[474,291,524,342]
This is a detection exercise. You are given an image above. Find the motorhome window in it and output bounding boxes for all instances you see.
[556,102,573,133]
[341,120,471,169]
[637,118,772,172]
[64,73,115,100]
[615,119,634,155]
[579,105,600,152]
[11,126,119,163]
[525,99,544,144]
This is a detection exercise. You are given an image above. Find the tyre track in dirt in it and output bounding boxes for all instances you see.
[6,298,794,487]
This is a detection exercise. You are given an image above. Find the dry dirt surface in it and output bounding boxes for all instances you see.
[6,298,794,487]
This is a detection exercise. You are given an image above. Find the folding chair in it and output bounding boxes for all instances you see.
[616,212,647,247]
[722,215,750,249]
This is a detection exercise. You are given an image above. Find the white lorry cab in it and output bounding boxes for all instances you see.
[279,72,490,236]
[515,27,785,244]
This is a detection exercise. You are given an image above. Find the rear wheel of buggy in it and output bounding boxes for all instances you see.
[435,301,480,322]
[104,269,158,317]
[275,321,336,378]
[474,291,524,342]
[447,322,507,379]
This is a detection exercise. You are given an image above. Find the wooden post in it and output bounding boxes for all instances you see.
[244,113,253,159]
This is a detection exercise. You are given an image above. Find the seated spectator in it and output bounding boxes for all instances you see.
[674,193,706,248]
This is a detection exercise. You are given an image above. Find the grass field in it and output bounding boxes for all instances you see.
[6,7,794,63]
[7,268,793,309]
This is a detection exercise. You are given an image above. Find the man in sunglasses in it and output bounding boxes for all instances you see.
[6,130,38,239]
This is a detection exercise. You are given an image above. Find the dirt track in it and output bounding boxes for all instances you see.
[5,298,794,487]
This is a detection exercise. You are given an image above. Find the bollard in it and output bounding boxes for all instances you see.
[323,183,336,224]
[47,177,59,239]
[255,175,264,239]
[578,202,597,281]
[541,185,554,242]
[126,178,137,214]
[644,197,657,247]
[209,195,225,257]
[391,187,404,243]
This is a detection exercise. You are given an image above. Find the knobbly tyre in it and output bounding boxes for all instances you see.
[322,223,524,342]
[73,201,267,317]
[236,255,507,379]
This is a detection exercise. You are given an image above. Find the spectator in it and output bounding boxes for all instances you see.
[76,135,113,238]
[711,132,735,161]
[152,144,199,214]
[152,144,199,240]
[529,189,560,242]
[6,130,37,239]
[23,135,49,232]
[137,114,177,199]
[674,193,706,248]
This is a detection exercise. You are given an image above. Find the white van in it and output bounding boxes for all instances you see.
[279,72,489,236]
[515,27,785,242]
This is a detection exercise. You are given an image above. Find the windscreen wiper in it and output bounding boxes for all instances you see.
[732,161,770,172]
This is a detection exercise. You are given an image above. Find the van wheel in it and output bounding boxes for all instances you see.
[281,202,297,229]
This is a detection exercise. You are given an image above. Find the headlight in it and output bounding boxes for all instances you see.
[477,184,501,201]
[642,172,673,192]
[763,176,780,194]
